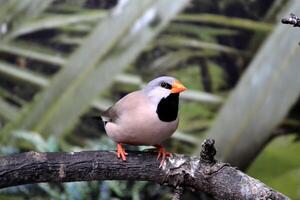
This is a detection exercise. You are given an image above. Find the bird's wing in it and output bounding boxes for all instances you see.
[101,91,146,124]
[101,105,118,123]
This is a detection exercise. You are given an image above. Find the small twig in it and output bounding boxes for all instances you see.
[281,13,300,27]
[200,139,216,164]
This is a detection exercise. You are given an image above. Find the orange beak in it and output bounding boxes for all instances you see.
[171,80,187,93]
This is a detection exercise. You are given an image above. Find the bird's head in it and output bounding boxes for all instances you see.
[143,76,187,105]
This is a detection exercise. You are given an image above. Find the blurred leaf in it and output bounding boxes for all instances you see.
[115,73,144,86]
[208,61,227,92]
[180,101,214,132]
[0,145,19,155]
[7,11,107,39]
[1,0,190,141]
[0,0,54,40]
[99,181,111,200]
[167,23,239,39]
[172,131,200,145]
[57,23,94,33]
[65,182,88,200]
[0,86,26,106]
[269,169,300,200]
[181,90,223,104]
[156,35,242,54]
[0,61,49,87]
[108,181,127,197]
[51,34,84,46]
[248,135,300,200]
[0,0,53,23]
[0,42,66,66]
[38,183,64,200]
[47,135,59,152]
[148,50,216,72]
[0,97,19,121]
[205,1,300,169]
[176,13,273,32]
[49,0,87,13]
[132,181,148,200]
[13,130,48,152]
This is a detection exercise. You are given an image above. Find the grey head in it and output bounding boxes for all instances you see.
[143,76,176,104]
[143,76,186,122]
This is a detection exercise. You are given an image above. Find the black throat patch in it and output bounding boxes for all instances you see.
[156,93,179,122]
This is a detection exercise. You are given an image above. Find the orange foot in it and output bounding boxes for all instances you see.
[154,144,172,168]
[117,143,128,161]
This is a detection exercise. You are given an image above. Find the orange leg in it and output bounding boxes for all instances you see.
[154,144,172,168]
[117,143,128,161]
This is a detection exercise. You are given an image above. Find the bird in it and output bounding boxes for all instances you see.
[101,76,186,167]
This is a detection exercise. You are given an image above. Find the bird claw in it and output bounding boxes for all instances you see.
[117,143,127,161]
[155,145,172,168]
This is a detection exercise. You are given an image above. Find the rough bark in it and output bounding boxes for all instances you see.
[0,140,289,200]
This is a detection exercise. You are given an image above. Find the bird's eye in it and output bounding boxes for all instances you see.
[160,82,172,89]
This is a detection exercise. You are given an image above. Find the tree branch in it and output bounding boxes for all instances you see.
[281,13,300,27]
[0,139,289,200]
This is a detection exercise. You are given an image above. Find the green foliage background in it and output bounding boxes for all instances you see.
[0,0,299,199]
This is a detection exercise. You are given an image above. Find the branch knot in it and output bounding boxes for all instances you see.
[200,139,216,164]
[281,13,300,27]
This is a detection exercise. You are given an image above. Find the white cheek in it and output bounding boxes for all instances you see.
[147,87,170,105]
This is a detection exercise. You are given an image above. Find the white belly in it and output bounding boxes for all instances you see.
[103,90,180,145]
[105,107,178,145]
